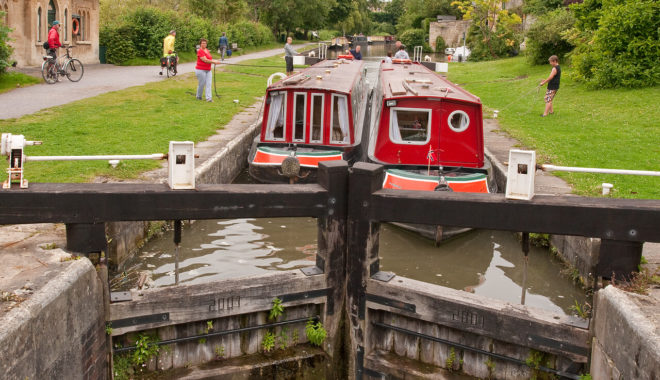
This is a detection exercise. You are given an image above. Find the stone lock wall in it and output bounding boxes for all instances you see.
[429,20,471,52]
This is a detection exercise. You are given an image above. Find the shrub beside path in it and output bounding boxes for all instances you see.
[0,44,309,120]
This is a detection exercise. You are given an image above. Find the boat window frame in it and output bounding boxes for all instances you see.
[292,92,307,143]
[330,93,350,144]
[388,107,432,145]
[265,91,287,141]
[447,110,470,133]
[309,93,325,144]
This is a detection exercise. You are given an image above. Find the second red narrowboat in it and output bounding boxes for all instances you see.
[248,59,370,183]
[367,60,496,242]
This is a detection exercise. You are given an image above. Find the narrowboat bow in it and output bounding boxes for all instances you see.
[368,60,496,243]
[248,59,370,184]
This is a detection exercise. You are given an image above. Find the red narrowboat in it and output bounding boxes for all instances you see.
[248,59,370,183]
[368,60,496,242]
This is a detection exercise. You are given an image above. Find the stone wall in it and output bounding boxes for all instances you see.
[3,0,100,66]
[591,286,660,380]
[0,258,107,379]
[429,20,471,51]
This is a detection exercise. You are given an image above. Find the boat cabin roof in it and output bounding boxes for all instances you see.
[269,59,364,94]
[379,62,481,104]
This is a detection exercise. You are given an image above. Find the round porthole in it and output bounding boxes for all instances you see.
[448,110,470,132]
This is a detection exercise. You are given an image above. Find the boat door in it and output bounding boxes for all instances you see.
[435,100,483,168]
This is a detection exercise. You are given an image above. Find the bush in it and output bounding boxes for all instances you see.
[435,35,446,53]
[525,9,575,65]
[399,29,426,50]
[0,12,13,74]
[570,0,660,88]
[99,7,274,64]
[125,8,177,59]
[102,25,137,64]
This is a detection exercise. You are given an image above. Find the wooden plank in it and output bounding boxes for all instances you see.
[366,277,590,363]
[402,81,418,96]
[389,81,406,96]
[0,183,328,224]
[369,190,660,243]
[109,271,327,336]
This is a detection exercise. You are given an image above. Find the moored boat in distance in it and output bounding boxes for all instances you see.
[248,59,370,184]
[367,60,496,243]
[329,36,348,50]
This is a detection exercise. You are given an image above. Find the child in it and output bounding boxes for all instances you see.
[539,55,561,117]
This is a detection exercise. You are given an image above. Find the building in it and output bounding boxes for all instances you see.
[1,0,99,67]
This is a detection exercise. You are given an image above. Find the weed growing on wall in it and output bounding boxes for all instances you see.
[305,319,327,347]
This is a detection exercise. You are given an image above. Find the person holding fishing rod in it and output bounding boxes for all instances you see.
[195,38,222,102]
[539,55,561,117]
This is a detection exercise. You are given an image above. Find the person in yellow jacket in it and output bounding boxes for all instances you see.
[161,30,178,75]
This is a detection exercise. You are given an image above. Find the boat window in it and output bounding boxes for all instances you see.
[266,92,286,140]
[448,110,470,133]
[310,94,324,143]
[390,108,431,144]
[293,92,306,142]
[330,94,350,144]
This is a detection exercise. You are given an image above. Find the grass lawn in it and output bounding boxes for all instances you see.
[447,56,660,199]
[0,56,287,183]
[0,72,42,94]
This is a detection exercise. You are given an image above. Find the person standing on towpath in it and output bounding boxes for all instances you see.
[284,37,298,76]
[539,55,561,117]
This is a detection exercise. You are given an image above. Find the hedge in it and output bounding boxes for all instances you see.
[100,8,274,64]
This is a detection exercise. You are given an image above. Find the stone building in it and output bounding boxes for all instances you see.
[1,0,99,66]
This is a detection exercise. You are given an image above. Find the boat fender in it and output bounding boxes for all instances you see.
[280,155,301,179]
[337,54,354,60]
[392,59,412,64]
[434,176,453,192]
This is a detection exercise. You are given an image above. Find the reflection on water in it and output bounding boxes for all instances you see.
[123,218,317,288]
[379,225,587,315]
[115,215,586,315]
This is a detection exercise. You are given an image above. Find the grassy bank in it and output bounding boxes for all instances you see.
[0,56,286,183]
[447,56,660,199]
[0,72,42,94]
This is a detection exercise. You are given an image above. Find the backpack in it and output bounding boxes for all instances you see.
[43,41,50,50]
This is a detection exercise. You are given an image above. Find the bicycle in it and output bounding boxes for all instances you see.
[160,51,178,78]
[41,45,84,84]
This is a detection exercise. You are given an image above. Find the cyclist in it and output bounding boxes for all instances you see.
[47,20,62,60]
[161,30,178,75]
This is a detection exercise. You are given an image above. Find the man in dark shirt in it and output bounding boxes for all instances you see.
[348,45,362,60]
[539,55,561,117]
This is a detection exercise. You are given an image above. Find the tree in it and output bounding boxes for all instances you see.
[452,0,522,60]
[0,11,13,74]
[216,0,250,24]
[334,0,372,35]
[397,0,460,33]
[525,8,575,64]
[522,0,564,16]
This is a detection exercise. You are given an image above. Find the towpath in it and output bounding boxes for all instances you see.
[0,43,310,120]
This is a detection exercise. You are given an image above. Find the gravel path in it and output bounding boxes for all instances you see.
[0,44,309,120]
